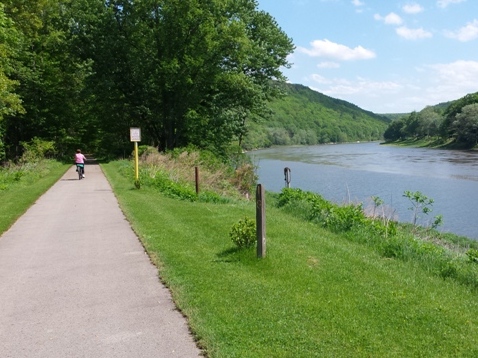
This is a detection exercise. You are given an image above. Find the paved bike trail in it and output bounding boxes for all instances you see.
[0,163,202,358]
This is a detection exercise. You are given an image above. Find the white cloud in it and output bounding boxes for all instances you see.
[374,12,403,25]
[429,60,478,85]
[310,75,401,96]
[425,60,478,104]
[317,62,341,69]
[298,39,376,60]
[402,3,424,14]
[437,0,466,9]
[396,26,433,40]
[311,74,333,85]
[444,19,478,42]
[351,0,364,7]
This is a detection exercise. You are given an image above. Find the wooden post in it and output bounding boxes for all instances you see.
[195,166,199,195]
[256,184,266,258]
[284,167,291,188]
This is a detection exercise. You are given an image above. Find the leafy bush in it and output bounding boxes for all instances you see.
[20,137,56,163]
[137,145,157,157]
[229,217,256,249]
[278,188,391,236]
[467,249,478,264]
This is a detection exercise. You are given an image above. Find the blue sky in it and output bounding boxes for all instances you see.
[257,0,478,113]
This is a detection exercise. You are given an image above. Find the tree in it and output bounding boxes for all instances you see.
[441,92,478,139]
[2,0,93,159]
[416,106,442,138]
[451,103,478,147]
[0,4,24,160]
[383,117,406,141]
[74,0,293,155]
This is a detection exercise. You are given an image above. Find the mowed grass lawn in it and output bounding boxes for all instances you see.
[0,161,70,234]
[102,161,478,357]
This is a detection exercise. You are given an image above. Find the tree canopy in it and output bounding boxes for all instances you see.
[383,91,478,149]
[0,0,294,161]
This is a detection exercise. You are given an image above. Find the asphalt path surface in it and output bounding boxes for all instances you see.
[0,163,202,357]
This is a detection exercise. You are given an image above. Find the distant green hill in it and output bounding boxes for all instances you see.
[244,83,391,149]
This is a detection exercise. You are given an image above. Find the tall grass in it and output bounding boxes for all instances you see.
[277,187,478,291]
[131,146,256,201]
[103,158,478,357]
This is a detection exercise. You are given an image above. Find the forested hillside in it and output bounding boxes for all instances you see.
[383,92,478,149]
[243,83,390,149]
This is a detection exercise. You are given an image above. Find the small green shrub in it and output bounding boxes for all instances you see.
[137,145,157,157]
[466,249,478,263]
[230,217,256,249]
[20,137,56,162]
[439,260,458,279]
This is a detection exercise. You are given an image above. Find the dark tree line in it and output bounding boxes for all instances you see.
[384,92,478,148]
[0,0,294,161]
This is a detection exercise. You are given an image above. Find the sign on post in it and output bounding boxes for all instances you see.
[130,127,141,142]
[130,128,141,188]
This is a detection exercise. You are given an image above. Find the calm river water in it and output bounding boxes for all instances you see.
[248,142,478,240]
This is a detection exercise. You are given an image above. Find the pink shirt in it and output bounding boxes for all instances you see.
[75,153,86,164]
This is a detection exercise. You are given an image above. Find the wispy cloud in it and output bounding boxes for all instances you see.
[351,0,364,7]
[437,0,466,9]
[309,76,401,96]
[402,3,424,14]
[444,19,478,42]
[426,60,478,102]
[429,60,478,85]
[374,13,403,25]
[317,62,341,69]
[298,39,376,61]
[396,26,433,40]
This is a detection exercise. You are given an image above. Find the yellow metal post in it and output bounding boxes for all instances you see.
[134,141,139,187]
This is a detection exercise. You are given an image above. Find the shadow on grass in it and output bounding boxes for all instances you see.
[214,246,254,263]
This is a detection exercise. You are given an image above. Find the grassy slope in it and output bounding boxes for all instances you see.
[103,161,478,357]
[0,162,70,234]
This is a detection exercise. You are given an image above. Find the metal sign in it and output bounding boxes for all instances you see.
[130,127,141,142]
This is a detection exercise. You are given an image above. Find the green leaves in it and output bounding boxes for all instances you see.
[1,0,294,160]
[402,190,443,229]
[451,103,478,147]
[229,217,256,249]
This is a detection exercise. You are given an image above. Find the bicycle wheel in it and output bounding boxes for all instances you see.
[78,166,83,180]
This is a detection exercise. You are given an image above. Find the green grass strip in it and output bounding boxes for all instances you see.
[0,161,70,234]
[103,161,478,358]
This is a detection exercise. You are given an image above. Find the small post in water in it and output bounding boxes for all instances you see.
[284,167,291,188]
[256,184,266,258]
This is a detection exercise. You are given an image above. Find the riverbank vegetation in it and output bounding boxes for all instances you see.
[101,148,478,357]
[383,92,478,149]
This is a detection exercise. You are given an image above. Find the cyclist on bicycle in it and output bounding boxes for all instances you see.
[74,149,87,178]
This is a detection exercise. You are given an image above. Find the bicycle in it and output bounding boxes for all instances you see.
[76,164,84,180]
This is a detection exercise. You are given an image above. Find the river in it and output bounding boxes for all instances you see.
[248,142,478,240]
